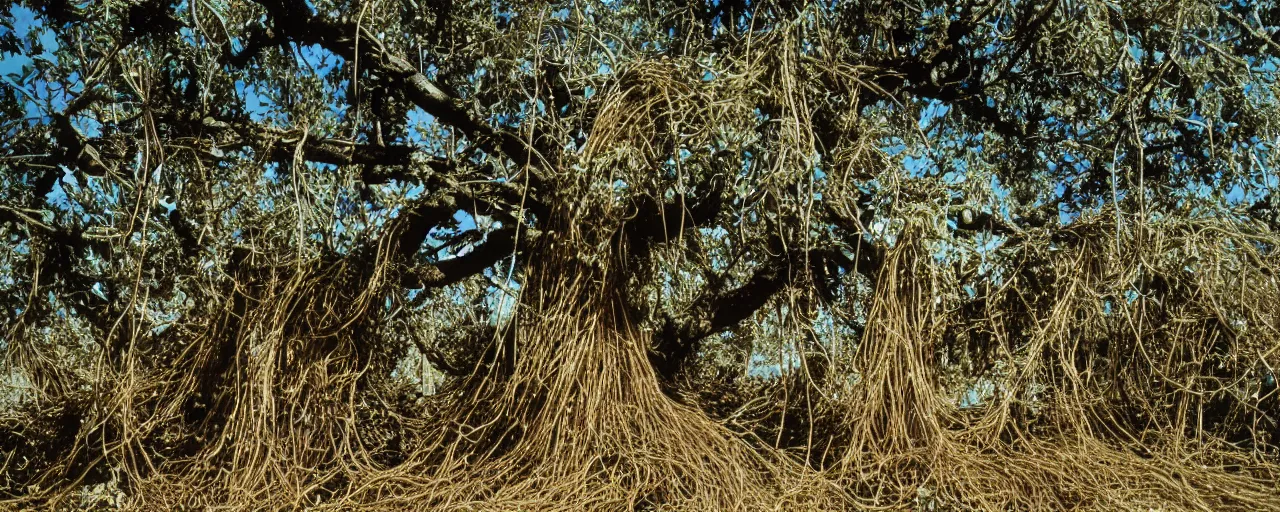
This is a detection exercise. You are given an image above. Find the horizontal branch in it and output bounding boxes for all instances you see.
[183,115,426,173]
[400,228,522,289]
[648,224,886,381]
[242,1,551,190]
[650,248,795,380]
[268,136,416,168]
[624,177,726,251]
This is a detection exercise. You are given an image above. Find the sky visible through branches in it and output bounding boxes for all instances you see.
[2,0,1280,509]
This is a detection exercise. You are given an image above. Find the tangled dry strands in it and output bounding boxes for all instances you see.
[838,231,950,460]
[321,63,850,509]
[18,212,1272,511]
[79,237,408,509]
[5,33,1280,511]
[6,186,1280,510]
[582,60,710,168]
[298,206,846,510]
[822,216,1280,510]
[2,55,846,510]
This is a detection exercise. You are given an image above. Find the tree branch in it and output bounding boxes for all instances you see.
[400,228,522,289]
[169,114,425,172]
[241,1,551,190]
[623,176,726,260]
[650,248,794,381]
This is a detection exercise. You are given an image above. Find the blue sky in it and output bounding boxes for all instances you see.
[1,5,58,94]
[4,1,1270,249]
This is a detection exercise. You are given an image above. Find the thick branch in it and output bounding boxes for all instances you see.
[393,200,459,260]
[650,252,793,381]
[623,178,726,261]
[179,115,425,173]
[269,136,416,169]
[241,2,550,189]
[400,228,521,289]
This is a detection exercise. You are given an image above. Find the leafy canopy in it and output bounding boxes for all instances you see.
[2,0,1279,509]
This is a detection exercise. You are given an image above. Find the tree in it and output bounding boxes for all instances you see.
[2,0,1279,509]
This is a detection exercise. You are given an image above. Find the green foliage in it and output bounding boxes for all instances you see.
[1,0,1279,509]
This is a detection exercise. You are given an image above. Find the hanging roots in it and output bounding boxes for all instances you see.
[828,220,1280,510]
[4,47,1280,512]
